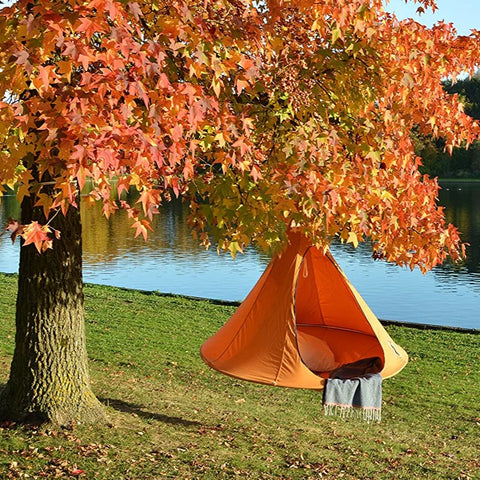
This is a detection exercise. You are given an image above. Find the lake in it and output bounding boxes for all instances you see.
[1,182,479,329]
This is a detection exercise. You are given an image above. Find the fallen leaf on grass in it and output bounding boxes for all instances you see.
[70,468,85,476]
[0,421,16,429]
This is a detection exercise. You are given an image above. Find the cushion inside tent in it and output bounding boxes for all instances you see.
[295,247,384,377]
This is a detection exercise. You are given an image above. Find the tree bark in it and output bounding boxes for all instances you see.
[0,194,106,425]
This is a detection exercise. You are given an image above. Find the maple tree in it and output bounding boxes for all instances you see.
[0,0,479,424]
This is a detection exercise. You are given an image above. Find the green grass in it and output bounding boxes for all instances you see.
[0,272,479,479]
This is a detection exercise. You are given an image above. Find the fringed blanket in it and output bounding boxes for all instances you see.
[322,357,383,423]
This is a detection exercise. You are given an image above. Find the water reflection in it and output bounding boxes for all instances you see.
[79,199,271,301]
[437,182,480,278]
[1,183,479,328]
[330,241,480,329]
[1,192,20,224]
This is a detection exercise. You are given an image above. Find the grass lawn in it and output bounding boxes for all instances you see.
[0,272,479,479]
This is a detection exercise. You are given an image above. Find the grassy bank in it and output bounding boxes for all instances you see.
[0,273,479,480]
[438,178,480,184]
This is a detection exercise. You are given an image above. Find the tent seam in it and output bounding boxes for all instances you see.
[309,249,327,327]
[275,244,310,384]
[293,246,311,370]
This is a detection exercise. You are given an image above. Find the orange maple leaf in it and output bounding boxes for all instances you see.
[21,222,53,253]
[131,219,153,241]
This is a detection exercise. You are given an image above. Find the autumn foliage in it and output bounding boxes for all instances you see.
[1,0,480,271]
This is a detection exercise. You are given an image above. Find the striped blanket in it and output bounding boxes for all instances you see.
[322,357,383,423]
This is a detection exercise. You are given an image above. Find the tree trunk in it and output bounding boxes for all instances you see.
[0,194,106,425]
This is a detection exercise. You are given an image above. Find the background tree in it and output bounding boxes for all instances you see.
[0,0,479,425]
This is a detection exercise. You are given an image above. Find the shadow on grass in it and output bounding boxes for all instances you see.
[100,397,201,428]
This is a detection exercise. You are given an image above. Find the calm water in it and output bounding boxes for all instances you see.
[1,182,479,329]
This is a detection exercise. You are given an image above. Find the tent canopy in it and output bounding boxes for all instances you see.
[200,232,408,389]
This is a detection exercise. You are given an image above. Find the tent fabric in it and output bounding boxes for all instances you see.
[200,232,408,389]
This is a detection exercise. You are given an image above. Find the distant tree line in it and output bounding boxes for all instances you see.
[415,75,480,178]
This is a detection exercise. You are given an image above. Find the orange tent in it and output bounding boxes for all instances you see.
[200,232,408,389]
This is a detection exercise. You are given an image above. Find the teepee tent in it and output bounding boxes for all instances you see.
[200,232,408,389]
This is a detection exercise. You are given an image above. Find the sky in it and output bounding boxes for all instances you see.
[386,0,480,35]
